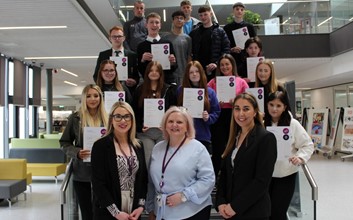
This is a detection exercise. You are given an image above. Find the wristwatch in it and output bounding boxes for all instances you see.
[180,192,187,203]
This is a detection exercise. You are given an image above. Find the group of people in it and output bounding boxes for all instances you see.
[59,1,314,220]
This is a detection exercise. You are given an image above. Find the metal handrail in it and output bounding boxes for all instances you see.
[60,158,74,220]
[301,163,318,201]
[301,163,318,220]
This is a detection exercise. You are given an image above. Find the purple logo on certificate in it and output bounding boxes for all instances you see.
[100,128,107,136]
[158,99,164,111]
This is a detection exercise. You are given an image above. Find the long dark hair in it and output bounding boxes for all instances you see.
[264,91,292,127]
[138,61,165,107]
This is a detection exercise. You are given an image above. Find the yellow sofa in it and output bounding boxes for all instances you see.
[0,159,30,207]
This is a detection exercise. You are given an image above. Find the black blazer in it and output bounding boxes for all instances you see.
[91,134,147,220]
[93,48,139,85]
[216,124,277,219]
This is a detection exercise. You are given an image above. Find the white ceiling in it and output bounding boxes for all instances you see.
[0,0,352,107]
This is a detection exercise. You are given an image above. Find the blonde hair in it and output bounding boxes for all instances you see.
[161,106,195,141]
[222,92,263,158]
[106,101,140,148]
[254,59,281,93]
[79,84,108,128]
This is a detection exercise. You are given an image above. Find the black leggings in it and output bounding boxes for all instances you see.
[73,180,93,220]
[269,172,297,220]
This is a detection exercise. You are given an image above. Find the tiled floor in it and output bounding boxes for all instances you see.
[0,153,352,220]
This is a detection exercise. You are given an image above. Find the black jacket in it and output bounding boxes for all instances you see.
[216,124,277,219]
[91,134,148,219]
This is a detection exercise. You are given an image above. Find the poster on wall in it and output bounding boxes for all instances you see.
[327,108,341,150]
[306,108,329,149]
[341,107,353,152]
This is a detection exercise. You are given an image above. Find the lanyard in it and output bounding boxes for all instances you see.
[114,136,134,176]
[159,135,187,189]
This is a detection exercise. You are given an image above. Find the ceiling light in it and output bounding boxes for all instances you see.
[317,16,333,27]
[0,26,67,30]
[61,68,78,77]
[163,9,166,22]
[24,56,97,60]
[64,81,78,86]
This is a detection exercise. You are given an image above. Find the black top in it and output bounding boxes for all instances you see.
[136,38,178,84]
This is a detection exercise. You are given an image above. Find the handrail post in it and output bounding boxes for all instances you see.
[301,163,318,220]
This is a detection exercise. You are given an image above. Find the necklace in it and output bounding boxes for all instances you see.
[159,135,187,190]
[114,136,134,176]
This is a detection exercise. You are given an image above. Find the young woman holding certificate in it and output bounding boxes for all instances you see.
[132,61,177,166]
[264,91,314,220]
[91,101,147,220]
[147,106,215,220]
[177,60,220,154]
[96,59,132,106]
[207,54,248,176]
[60,84,108,220]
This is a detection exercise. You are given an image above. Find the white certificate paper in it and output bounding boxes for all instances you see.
[246,87,264,113]
[232,27,250,49]
[110,56,128,81]
[216,76,236,102]
[247,56,265,82]
[151,43,170,70]
[267,126,292,161]
[183,88,204,118]
[104,91,125,113]
[144,98,165,128]
[83,127,107,162]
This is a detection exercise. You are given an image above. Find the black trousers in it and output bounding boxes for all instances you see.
[269,172,298,220]
[184,205,212,220]
[73,180,93,220]
[211,108,232,177]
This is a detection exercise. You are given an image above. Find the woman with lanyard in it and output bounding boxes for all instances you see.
[60,84,108,220]
[91,101,147,220]
[147,106,215,220]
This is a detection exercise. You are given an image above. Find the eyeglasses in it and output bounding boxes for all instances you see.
[111,114,132,122]
[111,35,124,40]
[102,69,116,73]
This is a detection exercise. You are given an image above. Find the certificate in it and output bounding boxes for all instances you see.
[247,56,265,82]
[232,27,250,49]
[144,98,165,128]
[104,91,125,113]
[246,87,264,113]
[151,43,170,70]
[183,88,204,118]
[216,76,236,102]
[83,127,107,162]
[110,56,128,81]
[267,126,292,161]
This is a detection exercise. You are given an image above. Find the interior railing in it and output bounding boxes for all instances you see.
[301,163,319,220]
[60,159,78,220]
